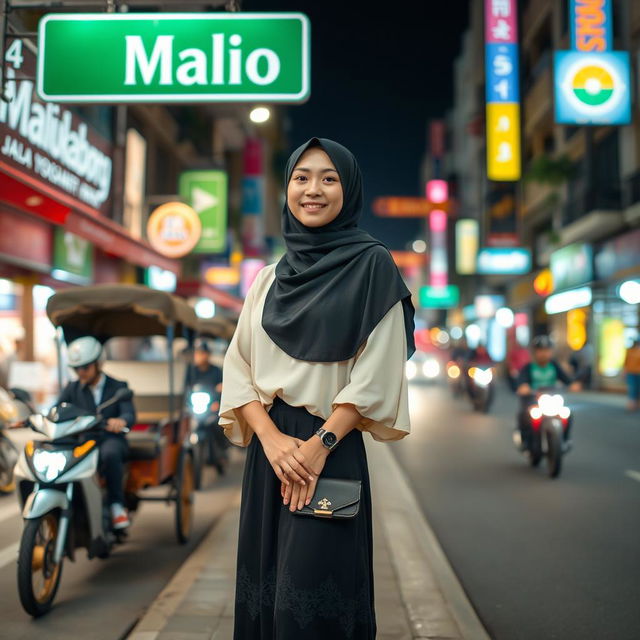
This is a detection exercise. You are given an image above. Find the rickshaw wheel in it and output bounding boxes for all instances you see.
[175,448,194,544]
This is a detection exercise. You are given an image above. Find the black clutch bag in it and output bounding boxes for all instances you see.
[293,478,362,519]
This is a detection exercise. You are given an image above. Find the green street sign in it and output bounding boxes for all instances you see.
[419,285,459,309]
[37,13,310,103]
[179,170,228,254]
[52,228,94,283]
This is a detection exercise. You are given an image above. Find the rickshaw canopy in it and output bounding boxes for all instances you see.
[46,284,199,342]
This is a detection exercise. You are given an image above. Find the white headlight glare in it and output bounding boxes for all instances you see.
[32,450,68,482]
[405,361,417,380]
[191,392,212,415]
[423,359,440,378]
[473,368,493,386]
[529,406,543,420]
[538,394,565,416]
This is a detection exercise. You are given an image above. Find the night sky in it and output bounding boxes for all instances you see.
[244,0,470,250]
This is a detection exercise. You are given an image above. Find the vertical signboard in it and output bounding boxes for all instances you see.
[179,170,228,254]
[429,209,448,288]
[455,219,479,275]
[484,0,521,181]
[486,182,519,246]
[52,228,94,283]
[241,138,265,257]
[570,0,612,52]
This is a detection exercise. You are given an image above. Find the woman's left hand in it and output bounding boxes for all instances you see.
[281,436,329,512]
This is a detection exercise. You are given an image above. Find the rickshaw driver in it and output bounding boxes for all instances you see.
[57,336,136,530]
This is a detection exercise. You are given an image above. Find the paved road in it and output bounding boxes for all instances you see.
[0,431,243,640]
[393,382,640,640]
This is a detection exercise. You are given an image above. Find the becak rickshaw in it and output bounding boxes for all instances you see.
[12,285,198,617]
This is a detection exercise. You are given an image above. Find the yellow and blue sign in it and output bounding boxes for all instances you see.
[484,0,521,182]
[554,51,631,125]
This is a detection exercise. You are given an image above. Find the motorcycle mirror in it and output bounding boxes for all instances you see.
[9,387,35,413]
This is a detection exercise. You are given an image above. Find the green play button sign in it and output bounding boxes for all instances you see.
[179,170,228,254]
[37,13,310,103]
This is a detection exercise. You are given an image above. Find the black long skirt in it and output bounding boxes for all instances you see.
[234,396,376,639]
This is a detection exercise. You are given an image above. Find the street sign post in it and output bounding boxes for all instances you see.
[37,13,310,103]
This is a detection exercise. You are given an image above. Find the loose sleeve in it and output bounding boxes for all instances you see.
[332,301,411,442]
[218,279,261,446]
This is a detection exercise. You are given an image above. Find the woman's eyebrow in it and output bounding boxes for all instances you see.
[293,167,339,173]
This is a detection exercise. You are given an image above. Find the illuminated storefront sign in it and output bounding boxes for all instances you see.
[475,294,505,319]
[554,51,630,125]
[372,196,450,217]
[476,247,531,275]
[550,243,593,291]
[598,317,626,376]
[426,179,448,204]
[571,0,612,52]
[484,0,521,181]
[567,308,588,351]
[429,209,448,288]
[455,219,479,275]
[544,286,592,314]
[145,265,177,292]
[179,170,228,254]
[419,285,459,309]
[533,269,554,296]
[146,202,202,258]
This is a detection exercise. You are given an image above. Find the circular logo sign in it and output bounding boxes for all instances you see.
[147,202,202,258]
[561,56,626,118]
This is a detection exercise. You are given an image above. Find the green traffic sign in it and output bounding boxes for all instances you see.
[179,170,228,254]
[37,13,310,103]
[419,285,460,309]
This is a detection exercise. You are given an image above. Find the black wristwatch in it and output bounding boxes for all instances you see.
[315,427,338,452]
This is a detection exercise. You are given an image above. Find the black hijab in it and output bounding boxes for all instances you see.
[261,137,415,363]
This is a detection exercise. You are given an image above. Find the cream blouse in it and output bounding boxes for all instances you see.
[219,263,411,446]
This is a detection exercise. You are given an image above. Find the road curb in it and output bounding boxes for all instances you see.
[125,490,241,640]
[366,439,492,640]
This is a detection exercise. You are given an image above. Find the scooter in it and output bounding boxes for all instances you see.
[0,387,35,494]
[467,366,495,413]
[513,392,571,479]
[187,383,226,488]
[13,388,132,617]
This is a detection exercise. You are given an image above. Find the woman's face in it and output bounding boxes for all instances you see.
[287,147,343,228]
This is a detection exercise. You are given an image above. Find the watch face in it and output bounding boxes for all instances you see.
[322,432,337,448]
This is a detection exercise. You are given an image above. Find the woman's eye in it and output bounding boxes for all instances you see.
[293,175,307,182]
[324,176,337,183]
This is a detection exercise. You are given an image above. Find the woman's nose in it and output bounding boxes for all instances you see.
[304,179,322,195]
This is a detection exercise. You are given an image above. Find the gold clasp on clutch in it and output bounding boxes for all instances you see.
[314,497,333,516]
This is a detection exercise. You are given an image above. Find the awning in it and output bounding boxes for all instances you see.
[0,161,181,275]
[176,280,244,314]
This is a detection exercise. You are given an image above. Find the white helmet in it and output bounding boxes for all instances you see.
[67,336,103,368]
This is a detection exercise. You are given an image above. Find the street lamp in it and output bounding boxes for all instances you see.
[412,240,427,253]
[249,107,271,124]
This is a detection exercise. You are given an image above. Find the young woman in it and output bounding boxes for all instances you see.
[219,137,415,639]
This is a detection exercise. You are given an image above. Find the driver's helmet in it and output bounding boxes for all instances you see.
[531,335,553,350]
[67,336,103,368]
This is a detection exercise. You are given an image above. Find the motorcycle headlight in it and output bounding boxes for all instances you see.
[422,359,440,379]
[473,368,493,386]
[538,394,565,417]
[190,391,212,416]
[31,449,70,482]
[405,361,417,380]
[447,363,461,379]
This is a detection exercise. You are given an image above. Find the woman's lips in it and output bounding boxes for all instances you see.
[301,202,326,211]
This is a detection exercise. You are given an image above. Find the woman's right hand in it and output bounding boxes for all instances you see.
[258,429,315,486]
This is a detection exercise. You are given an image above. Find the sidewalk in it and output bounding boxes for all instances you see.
[127,442,490,640]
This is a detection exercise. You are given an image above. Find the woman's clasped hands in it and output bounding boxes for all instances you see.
[258,428,329,513]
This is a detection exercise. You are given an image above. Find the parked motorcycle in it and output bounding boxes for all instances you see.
[0,388,34,494]
[513,392,571,479]
[13,388,132,617]
[187,383,226,487]
[467,366,494,413]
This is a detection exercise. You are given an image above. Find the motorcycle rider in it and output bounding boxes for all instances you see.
[57,337,136,530]
[515,335,580,450]
[186,337,228,471]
